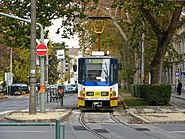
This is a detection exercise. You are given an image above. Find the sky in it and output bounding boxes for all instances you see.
[45,18,80,48]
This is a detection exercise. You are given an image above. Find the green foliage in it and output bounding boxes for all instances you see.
[145,84,171,105]
[132,84,172,106]
[48,54,59,84]
[120,92,149,107]
[130,84,135,96]
[0,0,184,86]
[0,0,85,48]
[119,63,134,83]
[13,47,31,83]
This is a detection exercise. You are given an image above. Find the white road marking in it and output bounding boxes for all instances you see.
[0,131,47,133]
[0,110,14,115]
[173,131,185,133]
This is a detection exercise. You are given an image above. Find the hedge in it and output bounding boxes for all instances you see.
[130,84,171,106]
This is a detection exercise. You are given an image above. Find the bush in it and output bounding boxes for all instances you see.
[131,84,171,106]
[130,84,135,96]
[130,84,146,98]
[145,84,171,105]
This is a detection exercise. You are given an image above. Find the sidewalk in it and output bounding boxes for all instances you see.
[124,92,185,124]
[171,91,185,100]
[3,94,75,123]
[3,92,185,124]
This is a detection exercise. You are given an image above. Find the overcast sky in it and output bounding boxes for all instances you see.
[45,18,80,48]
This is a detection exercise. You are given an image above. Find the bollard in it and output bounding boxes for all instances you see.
[60,96,63,106]
[46,89,49,102]
[56,117,60,139]
[36,92,39,105]
[62,125,65,139]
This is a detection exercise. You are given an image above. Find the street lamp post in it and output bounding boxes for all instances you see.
[141,33,145,84]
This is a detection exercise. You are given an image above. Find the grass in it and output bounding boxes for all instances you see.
[119,88,149,107]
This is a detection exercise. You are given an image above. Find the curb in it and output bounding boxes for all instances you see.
[118,95,129,109]
[127,110,185,124]
[128,110,150,123]
[4,109,72,123]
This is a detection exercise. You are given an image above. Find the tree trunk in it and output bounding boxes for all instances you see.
[142,2,183,84]
[150,43,166,84]
[150,32,173,84]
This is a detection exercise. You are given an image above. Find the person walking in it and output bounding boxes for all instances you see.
[177,80,182,95]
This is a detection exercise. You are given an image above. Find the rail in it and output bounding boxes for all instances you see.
[0,118,65,139]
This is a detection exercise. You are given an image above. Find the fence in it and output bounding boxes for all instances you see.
[0,118,65,139]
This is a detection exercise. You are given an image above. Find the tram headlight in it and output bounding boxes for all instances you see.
[86,92,94,96]
[101,92,108,96]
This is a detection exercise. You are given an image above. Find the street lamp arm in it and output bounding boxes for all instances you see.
[0,12,44,42]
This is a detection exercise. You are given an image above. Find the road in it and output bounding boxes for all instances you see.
[0,93,185,139]
[0,95,29,115]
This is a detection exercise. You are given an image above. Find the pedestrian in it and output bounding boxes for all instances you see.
[177,80,182,95]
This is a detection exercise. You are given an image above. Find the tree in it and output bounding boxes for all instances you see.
[86,0,185,85]
[0,0,85,83]
[139,1,184,84]
[13,47,30,83]
[0,0,86,47]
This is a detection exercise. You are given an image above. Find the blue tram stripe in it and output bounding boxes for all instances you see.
[79,81,117,86]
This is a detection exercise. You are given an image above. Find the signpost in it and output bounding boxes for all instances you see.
[36,44,48,56]
[36,43,47,113]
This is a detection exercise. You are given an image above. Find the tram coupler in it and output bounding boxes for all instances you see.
[92,102,102,108]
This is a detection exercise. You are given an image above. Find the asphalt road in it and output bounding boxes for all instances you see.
[0,93,185,139]
[0,123,185,139]
[0,95,29,115]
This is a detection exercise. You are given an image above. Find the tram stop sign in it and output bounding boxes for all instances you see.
[36,44,48,56]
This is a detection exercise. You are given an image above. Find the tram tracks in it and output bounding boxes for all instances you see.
[79,111,107,139]
[79,110,127,139]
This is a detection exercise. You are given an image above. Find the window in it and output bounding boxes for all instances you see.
[85,58,110,82]
[110,59,118,82]
[78,58,85,82]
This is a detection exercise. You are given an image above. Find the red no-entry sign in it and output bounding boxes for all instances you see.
[36,44,48,56]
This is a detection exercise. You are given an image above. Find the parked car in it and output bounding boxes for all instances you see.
[70,84,78,93]
[8,83,29,95]
[50,84,58,89]
[65,84,75,93]
[0,88,7,95]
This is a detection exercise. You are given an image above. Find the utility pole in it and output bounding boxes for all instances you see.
[0,1,45,114]
[30,0,37,114]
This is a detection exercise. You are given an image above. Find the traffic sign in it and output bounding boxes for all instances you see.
[36,44,48,56]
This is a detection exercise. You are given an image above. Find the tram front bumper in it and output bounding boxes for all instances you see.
[78,97,118,108]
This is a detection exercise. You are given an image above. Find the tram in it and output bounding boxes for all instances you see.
[76,51,121,109]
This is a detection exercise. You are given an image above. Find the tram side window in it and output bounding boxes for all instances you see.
[78,59,85,82]
[110,59,118,82]
[113,60,118,82]
[110,64,114,82]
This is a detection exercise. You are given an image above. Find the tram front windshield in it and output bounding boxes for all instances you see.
[86,58,110,82]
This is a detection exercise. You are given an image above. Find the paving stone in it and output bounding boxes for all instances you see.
[143,108,155,113]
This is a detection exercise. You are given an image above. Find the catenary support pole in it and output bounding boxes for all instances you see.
[141,33,145,84]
